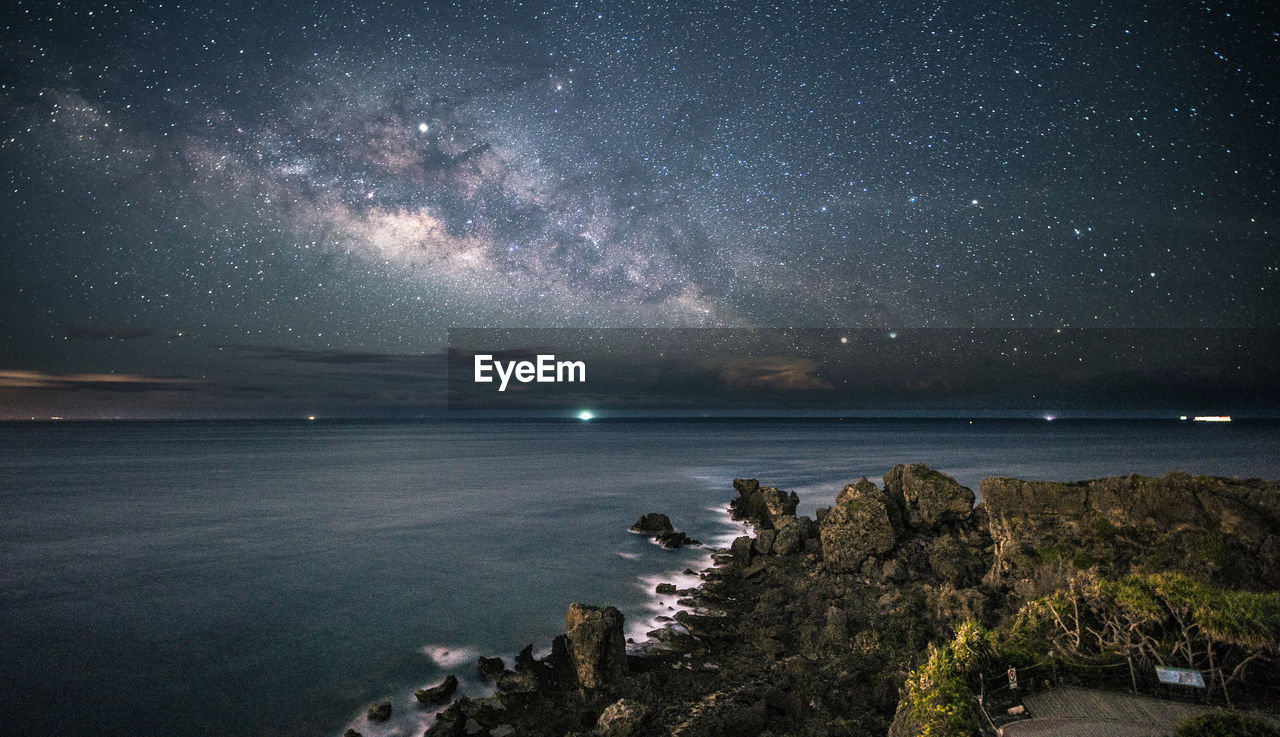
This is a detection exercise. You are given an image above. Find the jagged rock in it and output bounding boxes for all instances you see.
[344,730,362,737]
[425,700,467,737]
[772,516,808,555]
[982,471,1280,590]
[495,670,539,693]
[513,643,538,673]
[881,558,906,583]
[927,533,977,587]
[885,463,974,530]
[655,530,699,548]
[565,603,627,690]
[630,513,674,535]
[477,656,505,681]
[655,582,677,594]
[731,478,799,529]
[753,529,776,555]
[594,698,648,737]
[366,702,392,721]
[416,674,459,704]
[819,478,899,572]
[412,468,1280,737]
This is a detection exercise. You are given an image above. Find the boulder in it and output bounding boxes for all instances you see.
[655,582,677,594]
[594,698,648,737]
[772,516,808,556]
[885,464,974,530]
[881,558,906,583]
[415,674,459,705]
[730,535,755,566]
[730,479,799,529]
[477,656,504,681]
[495,670,539,694]
[630,513,674,535]
[819,478,899,573]
[655,530,699,548]
[753,529,776,556]
[344,730,362,737]
[565,603,628,690]
[366,702,392,721]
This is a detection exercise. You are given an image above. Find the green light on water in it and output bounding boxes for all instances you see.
[578,411,594,421]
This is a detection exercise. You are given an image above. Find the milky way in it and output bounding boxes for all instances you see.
[0,1,1275,416]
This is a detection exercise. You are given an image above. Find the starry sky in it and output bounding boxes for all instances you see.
[1,1,1276,418]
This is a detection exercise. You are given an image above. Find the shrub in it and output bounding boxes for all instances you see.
[1175,711,1280,737]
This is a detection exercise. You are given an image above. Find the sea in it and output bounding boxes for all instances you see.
[2,418,1277,737]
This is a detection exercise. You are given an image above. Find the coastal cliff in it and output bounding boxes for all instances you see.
[366,466,1279,737]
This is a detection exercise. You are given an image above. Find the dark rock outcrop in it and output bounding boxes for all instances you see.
[565,603,627,690]
[593,698,648,737]
[885,463,974,530]
[477,655,504,681]
[983,471,1280,594]
[630,513,674,535]
[655,530,700,548]
[819,478,901,572]
[412,468,1277,737]
[631,512,699,548]
[415,674,458,705]
[365,702,391,721]
[731,478,799,529]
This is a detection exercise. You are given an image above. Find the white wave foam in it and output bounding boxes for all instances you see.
[419,644,477,669]
[616,551,640,559]
[624,504,748,650]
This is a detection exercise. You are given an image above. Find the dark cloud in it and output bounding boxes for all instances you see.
[716,357,834,392]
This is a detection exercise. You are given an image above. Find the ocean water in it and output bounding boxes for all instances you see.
[1,418,1277,737]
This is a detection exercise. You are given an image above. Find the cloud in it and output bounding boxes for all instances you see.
[716,357,833,391]
[0,370,195,391]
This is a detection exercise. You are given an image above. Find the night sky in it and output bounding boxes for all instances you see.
[1,1,1276,418]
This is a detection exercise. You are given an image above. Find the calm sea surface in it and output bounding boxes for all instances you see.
[2,418,1277,736]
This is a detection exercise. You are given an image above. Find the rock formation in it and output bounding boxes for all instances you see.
[415,675,459,705]
[406,467,1278,737]
[630,512,700,548]
[565,603,628,690]
[983,470,1280,596]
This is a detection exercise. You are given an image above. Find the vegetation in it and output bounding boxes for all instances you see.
[1009,571,1280,699]
[1175,712,1280,737]
[902,619,992,737]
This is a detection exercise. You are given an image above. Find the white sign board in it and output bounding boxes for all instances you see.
[1155,666,1205,688]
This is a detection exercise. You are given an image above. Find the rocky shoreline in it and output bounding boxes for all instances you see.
[352,465,1280,737]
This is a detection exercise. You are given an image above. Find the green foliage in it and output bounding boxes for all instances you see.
[1004,570,1280,698]
[1073,553,1098,570]
[1091,516,1118,540]
[1035,544,1061,562]
[901,620,990,737]
[1175,711,1280,737]
[1191,532,1230,567]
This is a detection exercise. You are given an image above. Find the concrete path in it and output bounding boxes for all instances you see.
[998,686,1210,737]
